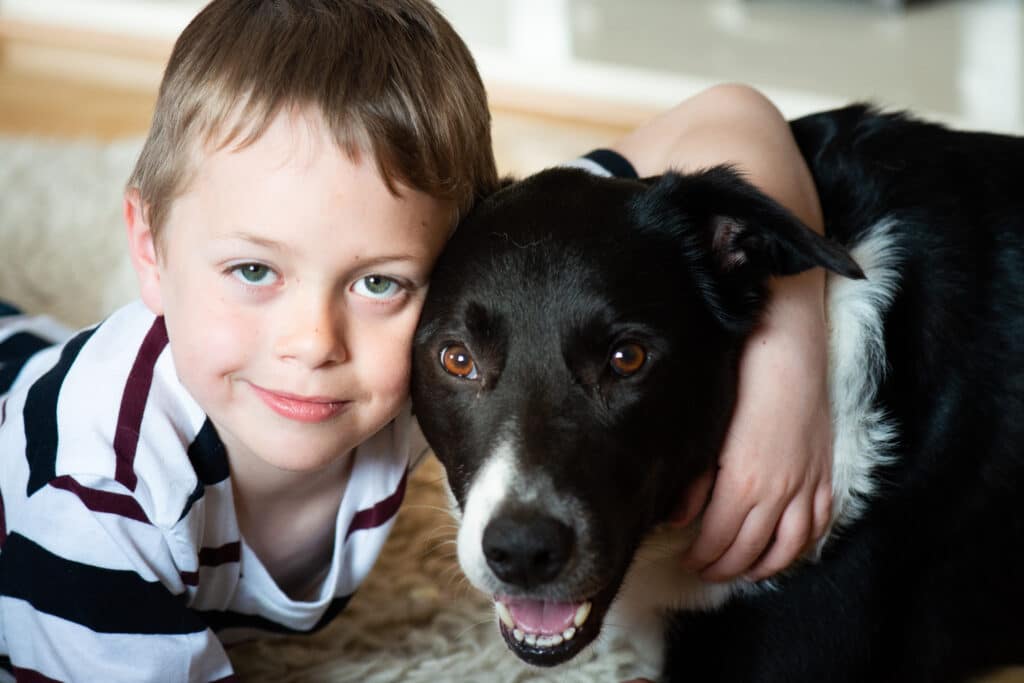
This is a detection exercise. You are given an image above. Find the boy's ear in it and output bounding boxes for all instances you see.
[124,189,164,316]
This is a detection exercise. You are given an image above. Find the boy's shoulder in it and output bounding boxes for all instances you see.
[1,300,208,529]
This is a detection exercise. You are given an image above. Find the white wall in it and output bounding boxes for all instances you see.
[3,0,1019,133]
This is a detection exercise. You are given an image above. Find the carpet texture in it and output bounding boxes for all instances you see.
[0,135,639,682]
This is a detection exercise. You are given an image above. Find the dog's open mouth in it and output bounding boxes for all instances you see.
[493,595,604,666]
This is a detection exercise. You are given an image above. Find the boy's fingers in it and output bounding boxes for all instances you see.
[669,469,715,528]
[812,483,834,541]
[697,504,778,582]
[679,485,755,571]
[743,499,813,581]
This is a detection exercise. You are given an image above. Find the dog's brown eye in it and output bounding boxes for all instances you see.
[440,344,478,379]
[610,343,646,376]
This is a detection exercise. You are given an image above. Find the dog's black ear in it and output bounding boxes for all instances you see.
[635,167,863,331]
[704,203,863,281]
[647,166,863,279]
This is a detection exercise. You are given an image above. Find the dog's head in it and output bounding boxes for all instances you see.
[411,167,860,666]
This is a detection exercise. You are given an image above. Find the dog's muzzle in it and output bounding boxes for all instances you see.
[476,506,615,666]
[482,509,575,588]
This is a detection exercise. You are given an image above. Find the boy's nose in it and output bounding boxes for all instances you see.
[274,301,348,368]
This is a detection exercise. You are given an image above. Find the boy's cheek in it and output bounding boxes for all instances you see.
[374,348,414,398]
[362,321,417,396]
[166,302,257,379]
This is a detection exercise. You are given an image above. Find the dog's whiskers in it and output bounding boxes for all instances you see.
[454,616,496,643]
[400,502,456,516]
[440,563,469,591]
[418,541,457,564]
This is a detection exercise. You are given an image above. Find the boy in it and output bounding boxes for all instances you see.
[0,0,830,680]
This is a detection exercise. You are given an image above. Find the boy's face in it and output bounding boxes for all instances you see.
[127,110,452,474]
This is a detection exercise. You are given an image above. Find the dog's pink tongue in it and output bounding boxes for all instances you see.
[504,598,577,634]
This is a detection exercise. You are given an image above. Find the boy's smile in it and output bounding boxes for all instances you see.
[127,107,452,479]
[248,383,351,424]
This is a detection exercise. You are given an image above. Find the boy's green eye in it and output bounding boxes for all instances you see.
[231,263,278,286]
[354,275,400,299]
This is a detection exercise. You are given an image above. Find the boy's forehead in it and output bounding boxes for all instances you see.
[175,109,344,203]
[203,106,334,164]
[172,106,456,236]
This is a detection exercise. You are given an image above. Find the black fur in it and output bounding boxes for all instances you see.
[411,105,1024,682]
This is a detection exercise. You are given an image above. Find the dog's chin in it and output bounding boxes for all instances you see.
[491,584,618,667]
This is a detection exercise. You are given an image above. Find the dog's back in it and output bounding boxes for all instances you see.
[663,107,1024,682]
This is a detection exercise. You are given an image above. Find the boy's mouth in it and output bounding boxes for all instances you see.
[249,383,350,423]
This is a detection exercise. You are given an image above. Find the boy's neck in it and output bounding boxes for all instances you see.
[229,450,355,599]
[229,447,354,506]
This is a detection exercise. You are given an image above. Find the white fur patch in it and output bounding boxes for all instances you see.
[457,438,516,592]
[825,220,902,532]
[455,425,585,596]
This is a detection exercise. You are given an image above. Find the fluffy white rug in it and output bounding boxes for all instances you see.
[0,135,640,682]
[0,136,139,328]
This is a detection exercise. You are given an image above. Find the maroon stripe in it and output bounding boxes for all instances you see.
[49,475,150,524]
[13,666,63,683]
[211,676,240,683]
[345,468,408,541]
[180,542,241,585]
[199,541,241,567]
[113,317,169,491]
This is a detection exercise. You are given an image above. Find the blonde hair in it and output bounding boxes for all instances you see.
[128,0,497,239]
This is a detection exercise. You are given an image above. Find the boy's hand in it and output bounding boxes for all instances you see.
[676,269,834,583]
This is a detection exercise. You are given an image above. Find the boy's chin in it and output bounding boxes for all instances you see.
[213,420,357,475]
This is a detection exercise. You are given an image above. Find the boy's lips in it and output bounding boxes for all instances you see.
[249,383,350,423]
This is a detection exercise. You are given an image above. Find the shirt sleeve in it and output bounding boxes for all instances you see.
[558,148,640,179]
[0,473,235,683]
[0,310,73,397]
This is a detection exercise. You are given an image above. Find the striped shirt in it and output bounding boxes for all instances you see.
[0,301,425,682]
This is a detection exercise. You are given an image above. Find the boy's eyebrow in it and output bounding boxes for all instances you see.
[220,231,292,253]
[220,230,424,266]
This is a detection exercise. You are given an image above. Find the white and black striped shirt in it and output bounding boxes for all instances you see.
[0,301,424,682]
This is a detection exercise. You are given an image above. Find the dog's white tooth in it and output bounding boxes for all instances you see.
[513,629,525,642]
[537,634,564,648]
[573,601,592,627]
[524,633,537,646]
[495,602,515,629]
[562,626,576,641]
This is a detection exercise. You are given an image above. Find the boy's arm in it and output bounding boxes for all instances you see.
[0,474,234,681]
[611,83,833,582]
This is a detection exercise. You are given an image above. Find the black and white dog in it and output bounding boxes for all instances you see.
[410,105,1024,682]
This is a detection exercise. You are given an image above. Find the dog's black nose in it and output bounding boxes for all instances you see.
[482,511,575,588]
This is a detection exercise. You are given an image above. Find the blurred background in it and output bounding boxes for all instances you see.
[0,0,1022,172]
